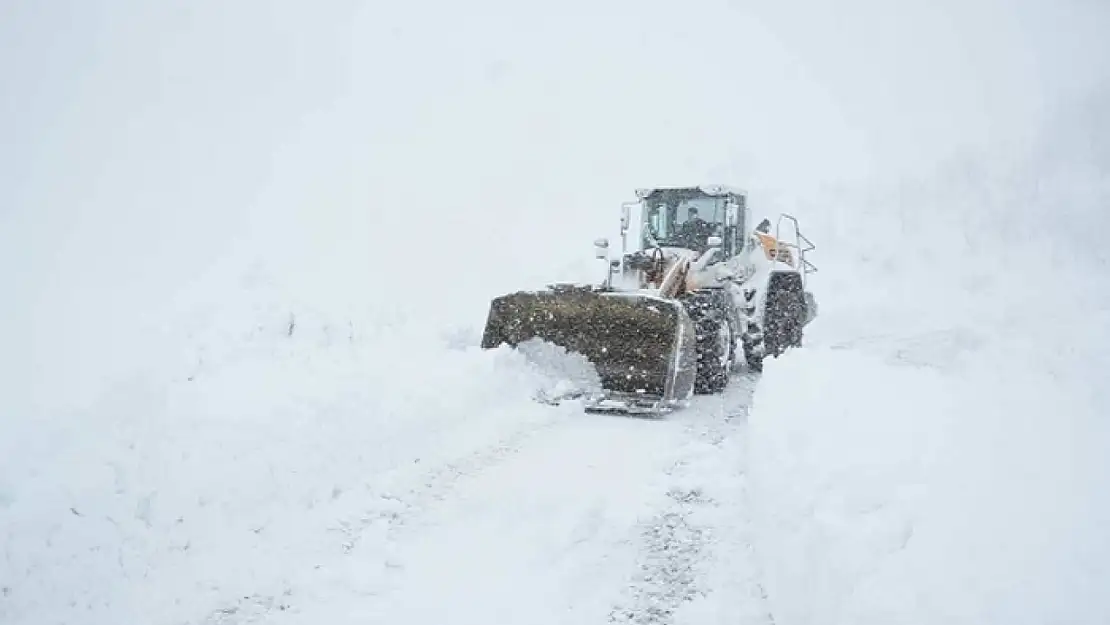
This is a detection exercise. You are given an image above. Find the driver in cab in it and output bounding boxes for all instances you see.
[678,206,716,251]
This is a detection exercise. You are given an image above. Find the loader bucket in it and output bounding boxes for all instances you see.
[481,286,697,404]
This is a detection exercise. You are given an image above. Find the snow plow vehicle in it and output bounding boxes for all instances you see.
[480,185,817,415]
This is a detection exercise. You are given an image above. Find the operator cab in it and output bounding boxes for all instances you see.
[635,186,747,258]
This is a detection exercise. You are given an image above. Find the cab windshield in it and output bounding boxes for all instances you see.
[641,191,725,251]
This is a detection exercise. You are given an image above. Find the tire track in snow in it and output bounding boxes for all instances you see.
[609,486,715,625]
[609,373,774,625]
[327,405,569,553]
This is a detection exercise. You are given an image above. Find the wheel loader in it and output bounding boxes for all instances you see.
[480,185,817,415]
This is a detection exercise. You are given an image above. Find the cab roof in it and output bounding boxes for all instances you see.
[634,185,747,199]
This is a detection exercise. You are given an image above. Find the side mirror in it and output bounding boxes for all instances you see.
[594,238,610,260]
[707,235,722,248]
[620,202,635,233]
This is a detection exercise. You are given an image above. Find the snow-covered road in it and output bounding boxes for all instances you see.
[205,375,767,625]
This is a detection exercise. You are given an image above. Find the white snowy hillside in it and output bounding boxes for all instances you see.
[2,2,1108,625]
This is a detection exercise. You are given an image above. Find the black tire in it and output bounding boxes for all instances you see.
[763,272,806,359]
[742,322,764,372]
[681,290,736,394]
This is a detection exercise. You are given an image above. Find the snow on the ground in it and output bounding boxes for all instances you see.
[0,287,764,625]
[749,325,1110,624]
[0,312,545,623]
[744,113,1110,624]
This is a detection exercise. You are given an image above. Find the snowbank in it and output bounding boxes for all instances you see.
[746,112,1110,624]
[750,336,1110,624]
[749,347,949,624]
[0,270,594,625]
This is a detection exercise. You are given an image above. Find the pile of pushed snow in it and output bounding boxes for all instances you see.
[746,125,1110,624]
[749,327,1110,624]
[748,347,950,624]
[0,262,597,625]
